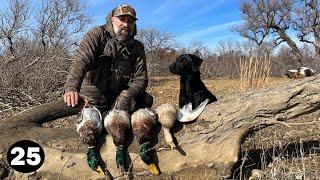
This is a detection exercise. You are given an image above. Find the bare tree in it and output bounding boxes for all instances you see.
[188,39,211,58]
[236,0,303,65]
[136,28,176,77]
[0,0,91,114]
[136,28,175,54]
[294,0,320,56]
[24,0,91,69]
[0,0,31,60]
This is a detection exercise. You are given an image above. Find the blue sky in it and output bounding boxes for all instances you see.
[87,0,245,49]
[0,0,304,51]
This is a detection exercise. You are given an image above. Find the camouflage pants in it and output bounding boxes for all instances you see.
[128,92,153,114]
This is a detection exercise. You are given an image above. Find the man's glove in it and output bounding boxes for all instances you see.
[114,90,131,112]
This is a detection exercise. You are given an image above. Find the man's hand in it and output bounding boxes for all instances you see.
[63,91,79,107]
[114,90,131,112]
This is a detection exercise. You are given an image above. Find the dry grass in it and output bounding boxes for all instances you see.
[147,76,289,106]
[239,57,271,92]
[240,112,320,179]
[147,76,320,179]
[4,76,319,179]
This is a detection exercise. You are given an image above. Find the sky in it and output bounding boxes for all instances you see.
[0,0,305,52]
[87,0,245,50]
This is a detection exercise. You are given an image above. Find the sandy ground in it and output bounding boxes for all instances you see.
[1,76,320,179]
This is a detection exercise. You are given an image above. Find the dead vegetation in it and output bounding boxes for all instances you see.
[0,0,319,179]
[149,77,320,180]
[1,76,320,179]
[239,56,271,92]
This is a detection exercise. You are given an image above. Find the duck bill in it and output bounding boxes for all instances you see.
[96,166,105,175]
[149,163,160,175]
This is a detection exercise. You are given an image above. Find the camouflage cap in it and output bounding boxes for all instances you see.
[113,4,137,20]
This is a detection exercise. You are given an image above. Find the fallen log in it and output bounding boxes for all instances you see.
[177,75,320,176]
[1,75,320,179]
[1,97,84,129]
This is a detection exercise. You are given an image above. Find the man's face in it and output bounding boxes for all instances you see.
[111,15,135,42]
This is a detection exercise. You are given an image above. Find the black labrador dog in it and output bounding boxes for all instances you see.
[169,54,217,109]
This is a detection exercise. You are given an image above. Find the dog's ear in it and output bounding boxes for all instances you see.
[191,55,203,72]
[177,54,189,63]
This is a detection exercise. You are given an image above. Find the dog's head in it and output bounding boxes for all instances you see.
[169,54,203,75]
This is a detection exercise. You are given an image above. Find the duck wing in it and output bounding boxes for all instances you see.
[177,99,209,122]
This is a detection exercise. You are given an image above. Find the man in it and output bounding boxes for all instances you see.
[63,4,154,174]
[64,4,152,112]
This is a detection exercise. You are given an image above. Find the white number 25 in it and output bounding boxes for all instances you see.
[11,147,41,166]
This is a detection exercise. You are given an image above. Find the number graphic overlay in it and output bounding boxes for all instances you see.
[7,140,45,173]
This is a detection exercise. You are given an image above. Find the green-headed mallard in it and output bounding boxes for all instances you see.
[76,106,104,174]
[104,109,130,173]
[86,146,104,174]
[131,108,159,175]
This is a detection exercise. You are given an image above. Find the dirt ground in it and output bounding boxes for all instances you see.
[1,76,320,179]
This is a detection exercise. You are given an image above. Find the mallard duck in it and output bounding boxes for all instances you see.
[76,106,104,174]
[104,109,130,173]
[285,67,316,78]
[155,100,210,149]
[155,104,177,150]
[131,108,160,175]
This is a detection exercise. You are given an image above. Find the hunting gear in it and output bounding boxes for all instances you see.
[64,4,156,175]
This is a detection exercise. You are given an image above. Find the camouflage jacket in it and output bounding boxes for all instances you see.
[64,22,148,109]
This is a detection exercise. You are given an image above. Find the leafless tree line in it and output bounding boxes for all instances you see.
[0,0,90,113]
[235,0,319,65]
[136,28,318,78]
[137,0,319,78]
[0,0,319,115]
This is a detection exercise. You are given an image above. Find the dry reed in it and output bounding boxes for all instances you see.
[239,56,271,92]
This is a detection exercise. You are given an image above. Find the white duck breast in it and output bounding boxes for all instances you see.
[104,109,131,145]
[131,108,157,142]
[76,107,103,144]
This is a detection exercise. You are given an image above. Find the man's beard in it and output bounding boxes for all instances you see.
[113,26,133,43]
